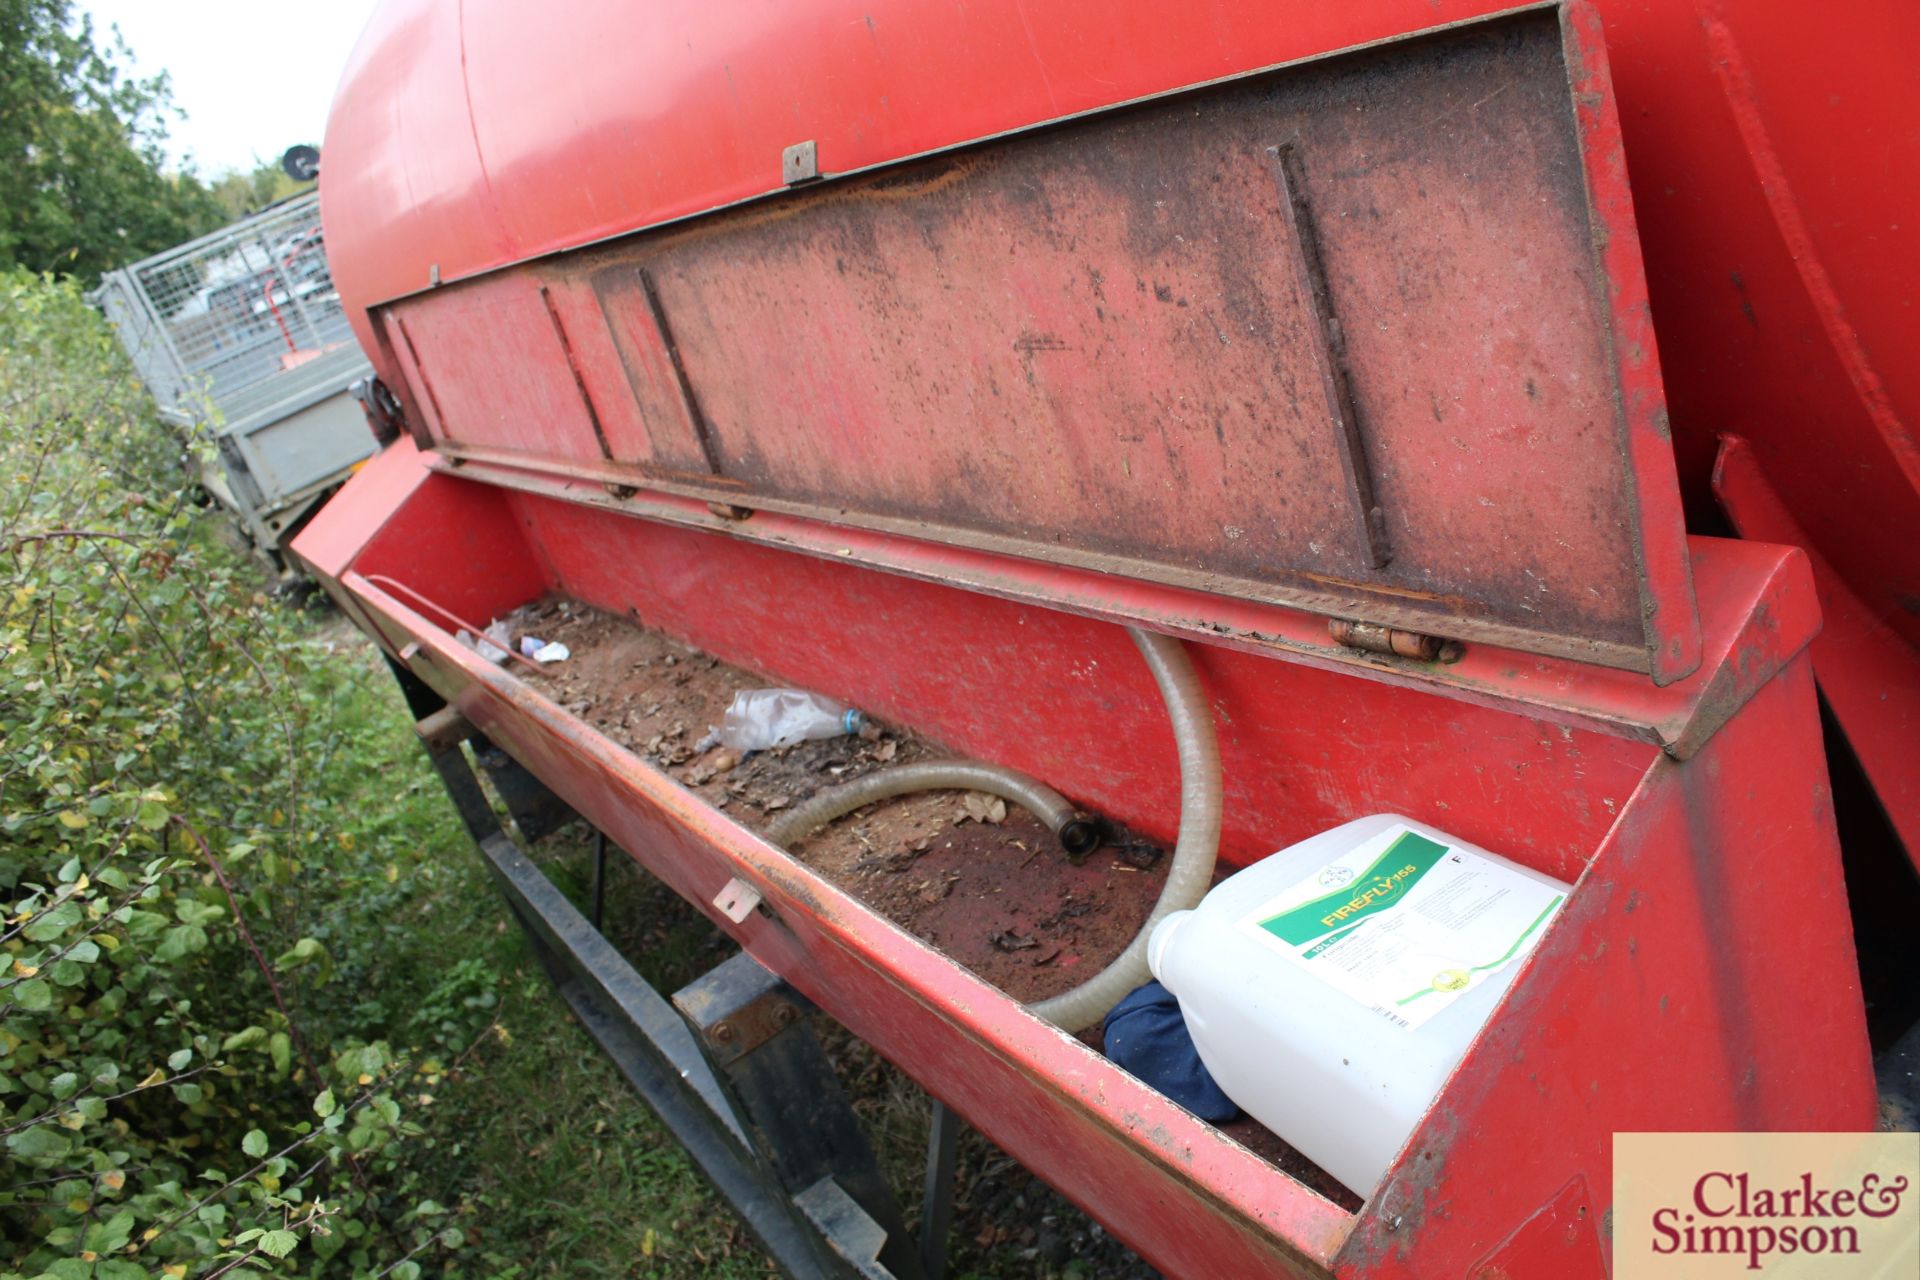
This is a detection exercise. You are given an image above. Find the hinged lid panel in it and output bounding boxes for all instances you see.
[394,5,1700,680]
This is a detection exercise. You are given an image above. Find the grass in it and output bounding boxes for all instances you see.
[289,614,768,1276]
[426,974,774,1278]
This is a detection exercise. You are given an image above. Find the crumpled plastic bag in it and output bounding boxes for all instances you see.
[456,618,514,664]
[519,635,570,663]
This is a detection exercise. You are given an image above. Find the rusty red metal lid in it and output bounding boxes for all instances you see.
[389,4,1703,681]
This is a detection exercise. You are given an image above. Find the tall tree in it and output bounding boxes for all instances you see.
[209,161,316,221]
[0,0,227,281]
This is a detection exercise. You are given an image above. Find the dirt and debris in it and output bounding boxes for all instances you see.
[495,599,1168,1005]
[492,598,1359,1212]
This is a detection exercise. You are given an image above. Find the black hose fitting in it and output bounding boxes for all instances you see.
[1057,814,1102,861]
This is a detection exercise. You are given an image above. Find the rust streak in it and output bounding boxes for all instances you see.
[639,267,727,475]
[539,284,615,460]
[390,312,449,443]
[1270,141,1391,570]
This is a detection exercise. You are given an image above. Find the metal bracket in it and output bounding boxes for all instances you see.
[413,704,474,752]
[674,952,922,1279]
[675,949,808,1065]
[783,139,821,185]
[714,876,764,924]
[796,1178,900,1280]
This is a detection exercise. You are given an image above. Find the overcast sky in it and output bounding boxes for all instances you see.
[83,0,383,176]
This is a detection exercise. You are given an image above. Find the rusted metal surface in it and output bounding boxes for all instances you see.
[382,8,1700,680]
[674,955,807,1066]
[1326,619,1462,664]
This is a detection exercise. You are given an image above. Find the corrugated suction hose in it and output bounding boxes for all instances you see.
[765,627,1222,1033]
[767,760,1101,862]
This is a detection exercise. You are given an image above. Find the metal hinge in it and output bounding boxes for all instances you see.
[1329,618,1464,664]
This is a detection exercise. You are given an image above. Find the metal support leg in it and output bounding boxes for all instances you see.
[919,1101,961,1280]
[676,953,924,1280]
[591,829,608,932]
[472,734,578,840]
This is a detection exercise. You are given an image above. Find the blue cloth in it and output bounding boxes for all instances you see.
[1103,981,1240,1122]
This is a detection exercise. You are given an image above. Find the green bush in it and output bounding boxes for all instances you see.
[0,270,479,1278]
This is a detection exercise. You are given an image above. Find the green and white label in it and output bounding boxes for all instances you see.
[1237,825,1564,1031]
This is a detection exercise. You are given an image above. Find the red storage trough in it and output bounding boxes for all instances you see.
[298,1,1918,1275]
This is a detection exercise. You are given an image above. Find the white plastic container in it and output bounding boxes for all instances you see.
[1148,814,1569,1196]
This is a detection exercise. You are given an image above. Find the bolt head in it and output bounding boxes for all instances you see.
[711,1022,736,1044]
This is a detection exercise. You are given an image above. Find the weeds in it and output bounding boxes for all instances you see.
[1,268,1144,1279]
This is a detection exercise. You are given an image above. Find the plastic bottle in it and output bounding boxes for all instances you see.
[1147,814,1569,1196]
[717,688,864,751]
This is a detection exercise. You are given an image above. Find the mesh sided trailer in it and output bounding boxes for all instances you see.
[91,191,375,561]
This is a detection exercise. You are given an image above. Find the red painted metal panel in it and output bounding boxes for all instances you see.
[537,275,702,473]
[1466,1176,1608,1279]
[1715,434,1920,869]
[1559,0,1697,680]
[370,7,1703,680]
[287,435,434,582]
[1338,656,1876,1277]
[320,0,1920,663]
[386,269,607,461]
[349,464,551,632]
[291,446,1820,855]
[423,448,1812,755]
[507,489,1654,877]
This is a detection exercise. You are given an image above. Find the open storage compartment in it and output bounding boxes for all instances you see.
[297,451,1873,1277]
[297,4,1880,1272]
